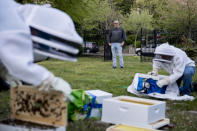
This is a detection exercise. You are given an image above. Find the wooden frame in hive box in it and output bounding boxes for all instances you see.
[10,85,67,127]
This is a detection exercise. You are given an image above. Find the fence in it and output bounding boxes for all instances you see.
[140,29,156,62]
[83,29,112,61]
[82,29,197,62]
[139,29,197,62]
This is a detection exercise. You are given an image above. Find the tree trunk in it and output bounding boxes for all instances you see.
[134,28,140,48]
[188,26,192,39]
[187,0,192,39]
[146,33,149,46]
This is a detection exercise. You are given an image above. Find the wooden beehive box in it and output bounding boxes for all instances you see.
[10,85,67,127]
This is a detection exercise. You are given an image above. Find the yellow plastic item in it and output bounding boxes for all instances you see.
[107,124,158,131]
[119,98,154,106]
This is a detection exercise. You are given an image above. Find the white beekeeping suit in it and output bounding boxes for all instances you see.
[0,0,83,98]
[17,3,83,62]
[0,0,50,86]
[148,43,195,97]
[152,43,195,85]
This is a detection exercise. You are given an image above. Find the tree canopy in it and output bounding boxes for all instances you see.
[16,0,197,45]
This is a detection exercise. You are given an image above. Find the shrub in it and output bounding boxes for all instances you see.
[126,35,135,45]
[136,41,141,48]
[78,46,84,56]
[185,48,197,58]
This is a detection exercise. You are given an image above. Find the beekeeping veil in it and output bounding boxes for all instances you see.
[18,4,83,62]
[153,43,175,63]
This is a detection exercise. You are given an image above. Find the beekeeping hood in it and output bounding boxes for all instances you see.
[153,43,175,63]
[17,4,83,62]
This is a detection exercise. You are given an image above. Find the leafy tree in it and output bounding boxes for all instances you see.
[160,0,197,39]
[81,0,123,31]
[134,0,167,28]
[123,9,153,47]
[16,0,93,23]
[78,0,125,45]
[51,0,92,23]
[131,0,197,45]
[113,0,134,15]
[15,0,124,45]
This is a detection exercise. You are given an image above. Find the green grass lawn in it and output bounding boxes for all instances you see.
[0,56,197,131]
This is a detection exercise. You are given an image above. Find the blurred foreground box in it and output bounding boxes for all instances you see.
[10,85,67,127]
[0,119,66,131]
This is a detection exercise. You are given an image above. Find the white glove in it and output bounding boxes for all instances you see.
[38,73,72,100]
[148,68,158,76]
[6,75,22,88]
[38,73,55,91]
[0,64,7,79]
[0,64,22,88]
[156,77,170,88]
[51,77,72,98]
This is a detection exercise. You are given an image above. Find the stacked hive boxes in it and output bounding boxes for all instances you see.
[102,96,169,129]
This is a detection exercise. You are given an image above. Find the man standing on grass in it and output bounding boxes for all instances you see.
[108,20,126,69]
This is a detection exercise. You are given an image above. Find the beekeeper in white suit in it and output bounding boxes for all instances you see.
[0,0,83,98]
[148,43,196,96]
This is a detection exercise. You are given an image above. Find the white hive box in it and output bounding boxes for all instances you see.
[85,90,112,118]
[101,96,169,129]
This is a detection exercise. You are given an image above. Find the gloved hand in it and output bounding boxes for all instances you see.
[6,75,22,88]
[38,73,55,91]
[156,77,170,88]
[0,64,7,79]
[38,73,72,101]
[0,64,22,88]
[51,77,72,99]
[148,68,158,76]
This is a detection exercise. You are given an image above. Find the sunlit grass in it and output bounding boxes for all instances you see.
[0,56,196,131]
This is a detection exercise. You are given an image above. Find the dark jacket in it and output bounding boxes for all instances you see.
[107,27,126,43]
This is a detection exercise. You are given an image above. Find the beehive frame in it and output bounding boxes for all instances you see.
[10,85,67,127]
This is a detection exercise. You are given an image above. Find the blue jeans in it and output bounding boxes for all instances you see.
[176,66,196,95]
[111,43,124,67]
